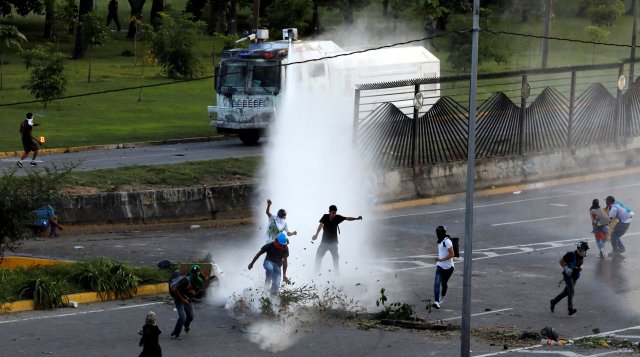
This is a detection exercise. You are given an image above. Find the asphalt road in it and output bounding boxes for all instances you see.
[0,139,263,172]
[3,167,640,356]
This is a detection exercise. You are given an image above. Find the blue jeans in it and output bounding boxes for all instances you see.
[434,266,454,302]
[611,222,630,253]
[315,242,340,273]
[171,298,194,337]
[264,260,282,294]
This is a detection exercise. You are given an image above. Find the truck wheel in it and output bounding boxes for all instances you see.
[238,130,261,145]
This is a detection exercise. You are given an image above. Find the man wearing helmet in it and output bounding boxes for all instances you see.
[432,225,455,309]
[265,199,297,243]
[550,241,589,316]
[169,264,206,339]
[248,232,291,294]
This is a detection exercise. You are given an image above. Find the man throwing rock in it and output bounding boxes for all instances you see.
[312,205,362,275]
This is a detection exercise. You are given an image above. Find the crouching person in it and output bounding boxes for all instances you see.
[248,232,291,294]
[168,265,205,339]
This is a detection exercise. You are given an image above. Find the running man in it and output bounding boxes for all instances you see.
[18,112,41,167]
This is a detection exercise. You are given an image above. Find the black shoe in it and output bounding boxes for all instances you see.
[184,326,190,334]
[568,308,577,316]
[16,161,22,168]
[550,300,555,313]
[30,161,38,166]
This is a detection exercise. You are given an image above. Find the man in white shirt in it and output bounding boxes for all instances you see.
[606,195,633,256]
[432,225,455,309]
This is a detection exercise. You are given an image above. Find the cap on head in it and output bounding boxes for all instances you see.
[277,209,286,218]
[592,199,599,206]
[329,205,337,212]
[577,241,590,250]
[435,225,447,240]
[26,112,33,119]
[606,196,615,204]
[276,232,288,246]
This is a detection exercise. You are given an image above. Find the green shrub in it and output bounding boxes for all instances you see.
[73,258,140,300]
[19,276,69,310]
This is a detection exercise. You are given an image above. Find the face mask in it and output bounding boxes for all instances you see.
[27,118,34,126]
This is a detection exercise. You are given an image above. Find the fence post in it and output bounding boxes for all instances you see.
[568,71,576,148]
[518,74,528,155]
[352,88,361,148]
[615,66,624,143]
[412,84,420,168]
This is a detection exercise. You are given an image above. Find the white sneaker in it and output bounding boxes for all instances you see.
[439,296,445,305]
[432,301,440,309]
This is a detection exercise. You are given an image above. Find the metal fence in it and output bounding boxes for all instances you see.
[354,62,640,169]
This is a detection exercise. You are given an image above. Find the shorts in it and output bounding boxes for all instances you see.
[22,137,39,153]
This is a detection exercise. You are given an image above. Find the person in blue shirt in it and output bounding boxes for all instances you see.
[34,205,64,238]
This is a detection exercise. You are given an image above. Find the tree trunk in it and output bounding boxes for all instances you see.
[382,0,388,17]
[311,0,319,34]
[150,0,163,30]
[127,0,146,38]
[88,46,92,82]
[44,0,55,39]
[1,53,3,91]
[72,0,93,59]
[226,0,237,34]
[341,0,353,25]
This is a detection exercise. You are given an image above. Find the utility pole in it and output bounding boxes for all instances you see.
[542,0,552,68]
[252,0,260,29]
[631,0,638,81]
[461,0,480,355]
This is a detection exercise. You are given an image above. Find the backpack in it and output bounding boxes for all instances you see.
[168,271,183,297]
[443,237,460,258]
[615,201,634,217]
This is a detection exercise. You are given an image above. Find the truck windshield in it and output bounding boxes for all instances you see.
[219,62,248,89]
[252,63,278,90]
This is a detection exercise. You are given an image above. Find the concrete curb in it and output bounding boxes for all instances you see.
[0,135,227,159]
[0,283,168,313]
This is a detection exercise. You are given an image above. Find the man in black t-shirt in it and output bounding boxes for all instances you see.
[312,205,362,275]
[550,241,589,316]
[17,112,41,167]
[248,232,291,294]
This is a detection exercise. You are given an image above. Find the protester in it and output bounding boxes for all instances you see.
[605,196,633,256]
[432,225,455,309]
[589,199,610,258]
[550,241,589,316]
[312,204,362,275]
[264,199,297,243]
[138,311,162,357]
[168,265,205,339]
[248,232,290,294]
[18,112,41,167]
[34,204,63,238]
[106,0,121,31]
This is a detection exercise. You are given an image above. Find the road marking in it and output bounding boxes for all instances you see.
[548,203,568,207]
[0,301,163,324]
[440,308,513,322]
[379,181,640,220]
[491,215,567,227]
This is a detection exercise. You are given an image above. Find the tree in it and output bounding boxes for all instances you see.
[0,24,27,91]
[0,165,72,259]
[185,0,207,19]
[73,0,94,59]
[585,25,610,63]
[83,13,108,83]
[149,0,164,29]
[151,13,205,79]
[501,0,545,22]
[55,0,79,35]
[44,0,55,39]
[579,0,625,26]
[22,45,68,107]
[445,11,510,72]
[127,0,146,38]
[264,0,313,34]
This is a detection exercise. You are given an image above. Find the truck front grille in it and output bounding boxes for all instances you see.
[232,98,267,108]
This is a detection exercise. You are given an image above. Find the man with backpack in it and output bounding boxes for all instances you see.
[432,225,456,309]
[168,265,206,339]
[605,196,633,256]
[550,241,589,316]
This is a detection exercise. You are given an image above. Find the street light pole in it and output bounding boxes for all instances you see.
[631,0,638,81]
[461,0,480,355]
[542,0,552,68]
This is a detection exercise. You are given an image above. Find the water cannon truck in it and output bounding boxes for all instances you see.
[208,29,440,145]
